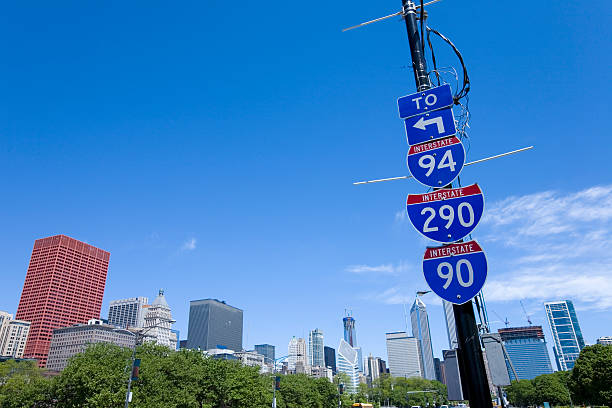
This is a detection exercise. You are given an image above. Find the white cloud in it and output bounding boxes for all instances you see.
[345,261,411,276]
[481,184,612,310]
[181,238,197,251]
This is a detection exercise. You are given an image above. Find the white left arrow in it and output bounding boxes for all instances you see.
[413,115,445,133]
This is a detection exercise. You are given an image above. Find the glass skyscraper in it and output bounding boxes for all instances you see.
[498,326,553,380]
[411,298,436,380]
[324,346,336,373]
[343,315,356,347]
[254,344,275,364]
[544,300,585,371]
[337,339,360,393]
[308,328,325,367]
[186,299,243,351]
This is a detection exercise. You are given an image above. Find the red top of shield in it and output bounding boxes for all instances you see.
[406,184,482,205]
[423,240,483,260]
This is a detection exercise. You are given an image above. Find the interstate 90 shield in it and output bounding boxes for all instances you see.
[422,240,487,304]
[407,135,465,188]
[406,184,484,243]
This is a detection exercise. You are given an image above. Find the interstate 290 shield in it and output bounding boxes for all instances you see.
[422,240,487,304]
[407,135,465,188]
[406,184,484,243]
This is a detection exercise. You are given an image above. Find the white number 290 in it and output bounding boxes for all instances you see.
[437,259,474,289]
[420,202,475,232]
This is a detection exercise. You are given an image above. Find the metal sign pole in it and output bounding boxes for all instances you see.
[400,1,492,407]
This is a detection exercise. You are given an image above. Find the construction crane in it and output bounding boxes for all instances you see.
[493,311,510,328]
[520,301,533,325]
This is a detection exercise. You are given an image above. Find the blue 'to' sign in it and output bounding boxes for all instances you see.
[407,135,465,188]
[422,240,487,304]
[397,84,453,119]
[406,184,484,243]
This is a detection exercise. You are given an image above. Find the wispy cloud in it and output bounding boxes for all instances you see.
[482,184,612,310]
[181,238,197,251]
[345,261,411,276]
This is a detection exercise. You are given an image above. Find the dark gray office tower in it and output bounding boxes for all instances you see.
[255,344,275,364]
[186,299,243,351]
[324,346,336,374]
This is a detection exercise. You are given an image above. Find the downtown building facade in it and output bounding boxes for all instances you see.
[342,313,363,373]
[0,311,30,358]
[442,300,459,349]
[16,235,110,366]
[544,300,585,370]
[288,336,307,370]
[108,297,148,329]
[186,299,243,351]
[411,298,436,380]
[597,336,612,345]
[324,346,336,374]
[47,319,134,371]
[498,326,553,380]
[337,338,360,393]
[385,331,423,378]
[308,328,325,367]
[255,344,275,364]
[143,290,176,349]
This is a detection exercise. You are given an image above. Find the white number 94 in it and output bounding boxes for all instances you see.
[418,150,457,177]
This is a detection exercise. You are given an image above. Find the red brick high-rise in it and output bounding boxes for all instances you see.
[16,235,109,367]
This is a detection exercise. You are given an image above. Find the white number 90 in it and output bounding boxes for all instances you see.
[437,259,474,289]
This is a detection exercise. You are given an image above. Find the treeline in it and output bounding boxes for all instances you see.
[0,342,445,408]
[505,344,612,407]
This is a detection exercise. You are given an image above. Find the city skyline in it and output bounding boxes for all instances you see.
[0,236,607,369]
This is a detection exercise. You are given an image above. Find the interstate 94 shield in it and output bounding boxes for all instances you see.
[422,240,488,305]
[406,184,484,243]
[407,135,465,188]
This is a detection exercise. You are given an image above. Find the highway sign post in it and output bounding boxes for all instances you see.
[422,241,487,304]
[406,184,484,243]
[407,135,465,188]
[404,107,457,145]
[397,83,454,119]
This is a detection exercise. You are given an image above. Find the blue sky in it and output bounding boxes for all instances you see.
[1,0,611,365]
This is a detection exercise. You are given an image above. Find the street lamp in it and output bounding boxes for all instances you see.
[123,316,176,408]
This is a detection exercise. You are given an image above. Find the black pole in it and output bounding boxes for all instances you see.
[401,0,431,91]
[400,1,492,407]
[453,302,493,408]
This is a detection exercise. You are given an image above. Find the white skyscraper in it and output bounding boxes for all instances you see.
[108,297,148,329]
[385,331,423,378]
[308,328,325,367]
[288,336,307,370]
[143,290,175,349]
[0,311,30,358]
[411,298,436,380]
[443,300,458,349]
[337,338,360,393]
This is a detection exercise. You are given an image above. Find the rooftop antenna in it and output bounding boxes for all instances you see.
[520,300,533,326]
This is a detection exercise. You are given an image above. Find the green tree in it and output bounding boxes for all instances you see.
[54,342,132,408]
[570,344,612,407]
[505,379,536,407]
[533,373,571,406]
[0,360,55,408]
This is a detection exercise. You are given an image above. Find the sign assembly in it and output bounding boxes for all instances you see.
[422,240,487,304]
